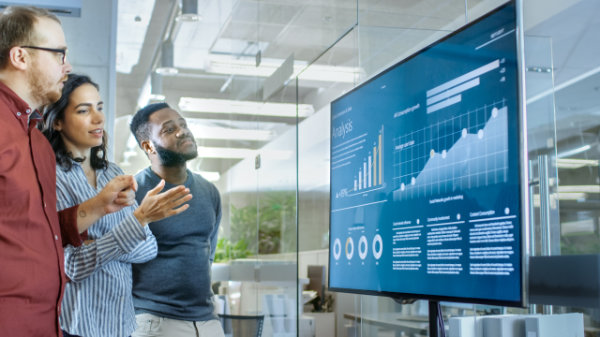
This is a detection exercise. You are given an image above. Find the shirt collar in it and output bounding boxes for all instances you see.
[0,81,36,130]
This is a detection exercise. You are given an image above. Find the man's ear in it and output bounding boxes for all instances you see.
[141,140,155,155]
[8,46,29,71]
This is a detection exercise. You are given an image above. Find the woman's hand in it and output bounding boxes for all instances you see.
[76,175,138,232]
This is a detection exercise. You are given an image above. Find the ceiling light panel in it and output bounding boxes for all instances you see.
[556,158,599,169]
[179,97,314,118]
[187,122,275,141]
[556,144,592,158]
[196,146,292,160]
[558,185,600,194]
[205,54,360,83]
[197,146,254,159]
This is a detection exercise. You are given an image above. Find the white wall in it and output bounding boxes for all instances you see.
[61,0,118,159]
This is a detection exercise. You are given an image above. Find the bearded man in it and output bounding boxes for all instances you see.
[129,102,224,337]
[0,6,139,336]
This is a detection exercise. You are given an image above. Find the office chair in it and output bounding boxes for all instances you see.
[219,314,265,337]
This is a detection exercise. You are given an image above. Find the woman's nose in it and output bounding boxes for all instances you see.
[92,110,104,123]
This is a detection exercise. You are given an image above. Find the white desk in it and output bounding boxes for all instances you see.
[344,312,431,337]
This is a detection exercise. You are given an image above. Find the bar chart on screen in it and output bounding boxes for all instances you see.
[331,124,385,204]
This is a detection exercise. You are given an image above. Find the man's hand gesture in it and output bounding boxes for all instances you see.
[133,179,192,225]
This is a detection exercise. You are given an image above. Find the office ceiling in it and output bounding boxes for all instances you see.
[114,0,495,177]
[113,0,600,182]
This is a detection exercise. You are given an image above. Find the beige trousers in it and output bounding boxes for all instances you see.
[132,312,226,337]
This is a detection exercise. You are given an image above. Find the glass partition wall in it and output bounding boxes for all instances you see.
[116,0,600,335]
[212,2,301,335]
[296,0,600,336]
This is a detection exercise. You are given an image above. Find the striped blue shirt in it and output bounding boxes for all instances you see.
[56,161,157,337]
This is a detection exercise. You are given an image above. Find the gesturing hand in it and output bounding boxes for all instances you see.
[99,175,137,214]
[133,179,192,226]
[76,175,139,233]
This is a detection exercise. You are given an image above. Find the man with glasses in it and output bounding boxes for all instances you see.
[0,6,139,337]
[20,45,67,65]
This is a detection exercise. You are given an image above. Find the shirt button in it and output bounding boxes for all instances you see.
[16,112,21,116]
[26,109,31,114]
[44,202,47,208]
[55,235,59,241]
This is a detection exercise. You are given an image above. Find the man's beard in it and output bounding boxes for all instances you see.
[27,59,62,106]
[155,143,198,167]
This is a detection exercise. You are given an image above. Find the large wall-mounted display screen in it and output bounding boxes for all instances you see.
[329,1,524,306]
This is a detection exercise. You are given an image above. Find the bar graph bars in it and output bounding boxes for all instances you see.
[425,59,500,114]
[353,125,383,193]
[332,125,384,200]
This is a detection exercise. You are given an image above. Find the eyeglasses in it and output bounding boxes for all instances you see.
[20,45,67,65]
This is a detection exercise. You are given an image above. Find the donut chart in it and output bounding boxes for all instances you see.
[333,238,342,260]
[372,234,383,260]
[358,236,368,260]
[333,235,383,261]
[345,237,354,260]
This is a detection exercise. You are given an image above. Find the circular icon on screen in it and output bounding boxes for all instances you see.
[372,234,383,260]
[345,237,354,260]
[333,238,341,260]
[358,236,368,260]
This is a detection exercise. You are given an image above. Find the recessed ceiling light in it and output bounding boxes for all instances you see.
[179,97,314,118]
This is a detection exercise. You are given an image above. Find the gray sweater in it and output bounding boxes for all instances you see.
[132,167,221,321]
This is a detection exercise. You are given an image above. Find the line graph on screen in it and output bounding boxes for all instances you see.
[393,99,509,201]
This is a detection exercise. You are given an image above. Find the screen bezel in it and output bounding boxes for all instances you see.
[327,0,529,308]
